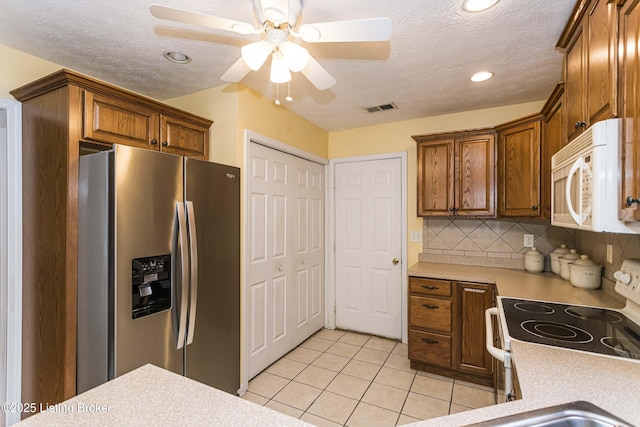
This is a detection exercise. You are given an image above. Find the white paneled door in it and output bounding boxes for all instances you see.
[247,143,324,379]
[335,158,402,339]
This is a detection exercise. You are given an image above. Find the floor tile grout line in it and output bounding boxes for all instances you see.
[248,330,495,425]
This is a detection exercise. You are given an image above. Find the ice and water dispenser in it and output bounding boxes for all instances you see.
[131,254,171,319]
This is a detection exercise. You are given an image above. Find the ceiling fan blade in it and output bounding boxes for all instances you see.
[300,57,336,90]
[220,57,252,82]
[150,4,257,34]
[298,17,392,43]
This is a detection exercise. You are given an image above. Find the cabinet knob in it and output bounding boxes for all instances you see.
[531,205,538,211]
[151,139,158,145]
[626,196,640,207]
[574,121,587,129]
[162,141,169,147]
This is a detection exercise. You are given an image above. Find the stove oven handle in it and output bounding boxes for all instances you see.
[485,307,506,363]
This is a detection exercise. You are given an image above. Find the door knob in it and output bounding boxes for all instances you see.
[301,258,306,265]
[278,264,284,271]
[392,258,399,265]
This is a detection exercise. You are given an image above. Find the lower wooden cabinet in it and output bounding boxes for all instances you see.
[408,276,495,386]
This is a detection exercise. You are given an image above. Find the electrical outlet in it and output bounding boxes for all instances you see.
[607,244,613,264]
[524,234,534,248]
[410,231,422,242]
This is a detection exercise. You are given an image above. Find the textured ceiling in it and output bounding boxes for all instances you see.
[0,0,575,131]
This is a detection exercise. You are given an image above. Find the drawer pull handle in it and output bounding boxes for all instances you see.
[422,285,439,290]
[422,338,439,344]
[422,304,439,309]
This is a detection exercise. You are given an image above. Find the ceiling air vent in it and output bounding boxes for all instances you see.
[363,102,398,113]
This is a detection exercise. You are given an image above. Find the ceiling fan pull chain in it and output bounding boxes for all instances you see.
[275,83,281,105]
[286,81,293,102]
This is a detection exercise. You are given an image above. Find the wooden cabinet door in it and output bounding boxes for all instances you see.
[565,28,585,142]
[541,84,565,219]
[160,115,209,160]
[457,282,494,376]
[417,139,454,216]
[83,90,160,148]
[498,117,542,217]
[456,134,495,217]
[620,0,640,221]
[586,0,617,125]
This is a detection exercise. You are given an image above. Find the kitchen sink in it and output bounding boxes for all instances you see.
[468,401,633,427]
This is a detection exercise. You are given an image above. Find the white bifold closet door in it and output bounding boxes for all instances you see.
[248,143,324,379]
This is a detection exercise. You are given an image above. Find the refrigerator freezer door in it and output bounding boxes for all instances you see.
[184,158,240,394]
[113,145,184,377]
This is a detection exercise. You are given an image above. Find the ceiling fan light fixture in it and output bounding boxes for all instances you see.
[270,51,292,83]
[462,0,500,12]
[241,41,272,70]
[470,71,494,82]
[280,41,310,72]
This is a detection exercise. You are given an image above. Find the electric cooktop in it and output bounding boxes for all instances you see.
[500,298,640,360]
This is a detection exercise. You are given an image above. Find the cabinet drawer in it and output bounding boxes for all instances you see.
[410,296,451,332]
[409,329,451,368]
[409,277,452,297]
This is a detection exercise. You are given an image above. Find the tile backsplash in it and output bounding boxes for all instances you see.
[419,217,575,269]
[419,218,640,302]
[574,230,640,282]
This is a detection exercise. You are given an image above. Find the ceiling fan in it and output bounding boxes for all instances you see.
[150,0,392,91]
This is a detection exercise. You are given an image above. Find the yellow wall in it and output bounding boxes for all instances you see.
[166,83,329,167]
[0,44,62,98]
[329,100,547,268]
[165,85,241,167]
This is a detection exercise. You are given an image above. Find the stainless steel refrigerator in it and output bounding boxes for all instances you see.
[77,144,240,395]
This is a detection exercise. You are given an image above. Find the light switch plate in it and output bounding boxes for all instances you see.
[524,234,534,248]
[410,231,422,242]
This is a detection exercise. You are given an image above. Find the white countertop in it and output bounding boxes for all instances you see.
[406,262,638,426]
[16,364,312,426]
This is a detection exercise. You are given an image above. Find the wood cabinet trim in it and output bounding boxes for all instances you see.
[11,69,213,129]
[541,82,565,116]
[556,0,623,48]
[412,127,495,144]
[495,113,544,131]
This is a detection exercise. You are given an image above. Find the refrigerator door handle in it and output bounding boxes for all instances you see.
[175,201,189,350]
[186,201,198,345]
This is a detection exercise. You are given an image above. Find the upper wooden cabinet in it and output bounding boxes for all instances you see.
[619,0,640,221]
[496,114,543,217]
[541,83,566,219]
[10,69,213,411]
[83,88,210,159]
[413,130,496,217]
[558,0,620,142]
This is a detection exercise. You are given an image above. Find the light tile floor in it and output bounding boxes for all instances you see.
[243,329,497,426]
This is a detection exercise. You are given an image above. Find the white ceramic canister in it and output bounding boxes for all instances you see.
[569,255,603,289]
[549,244,570,275]
[559,249,580,280]
[524,247,545,273]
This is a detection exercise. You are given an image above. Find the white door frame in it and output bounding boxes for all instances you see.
[0,98,22,427]
[328,152,408,344]
[241,130,328,394]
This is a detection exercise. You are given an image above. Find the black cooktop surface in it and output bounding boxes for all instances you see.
[501,298,640,360]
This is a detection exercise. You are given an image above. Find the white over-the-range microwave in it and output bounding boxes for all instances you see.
[551,118,640,234]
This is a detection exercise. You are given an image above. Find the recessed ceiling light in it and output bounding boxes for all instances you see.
[462,0,500,12]
[471,71,494,82]
[163,51,192,64]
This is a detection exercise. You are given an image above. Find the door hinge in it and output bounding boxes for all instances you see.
[334,302,336,314]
